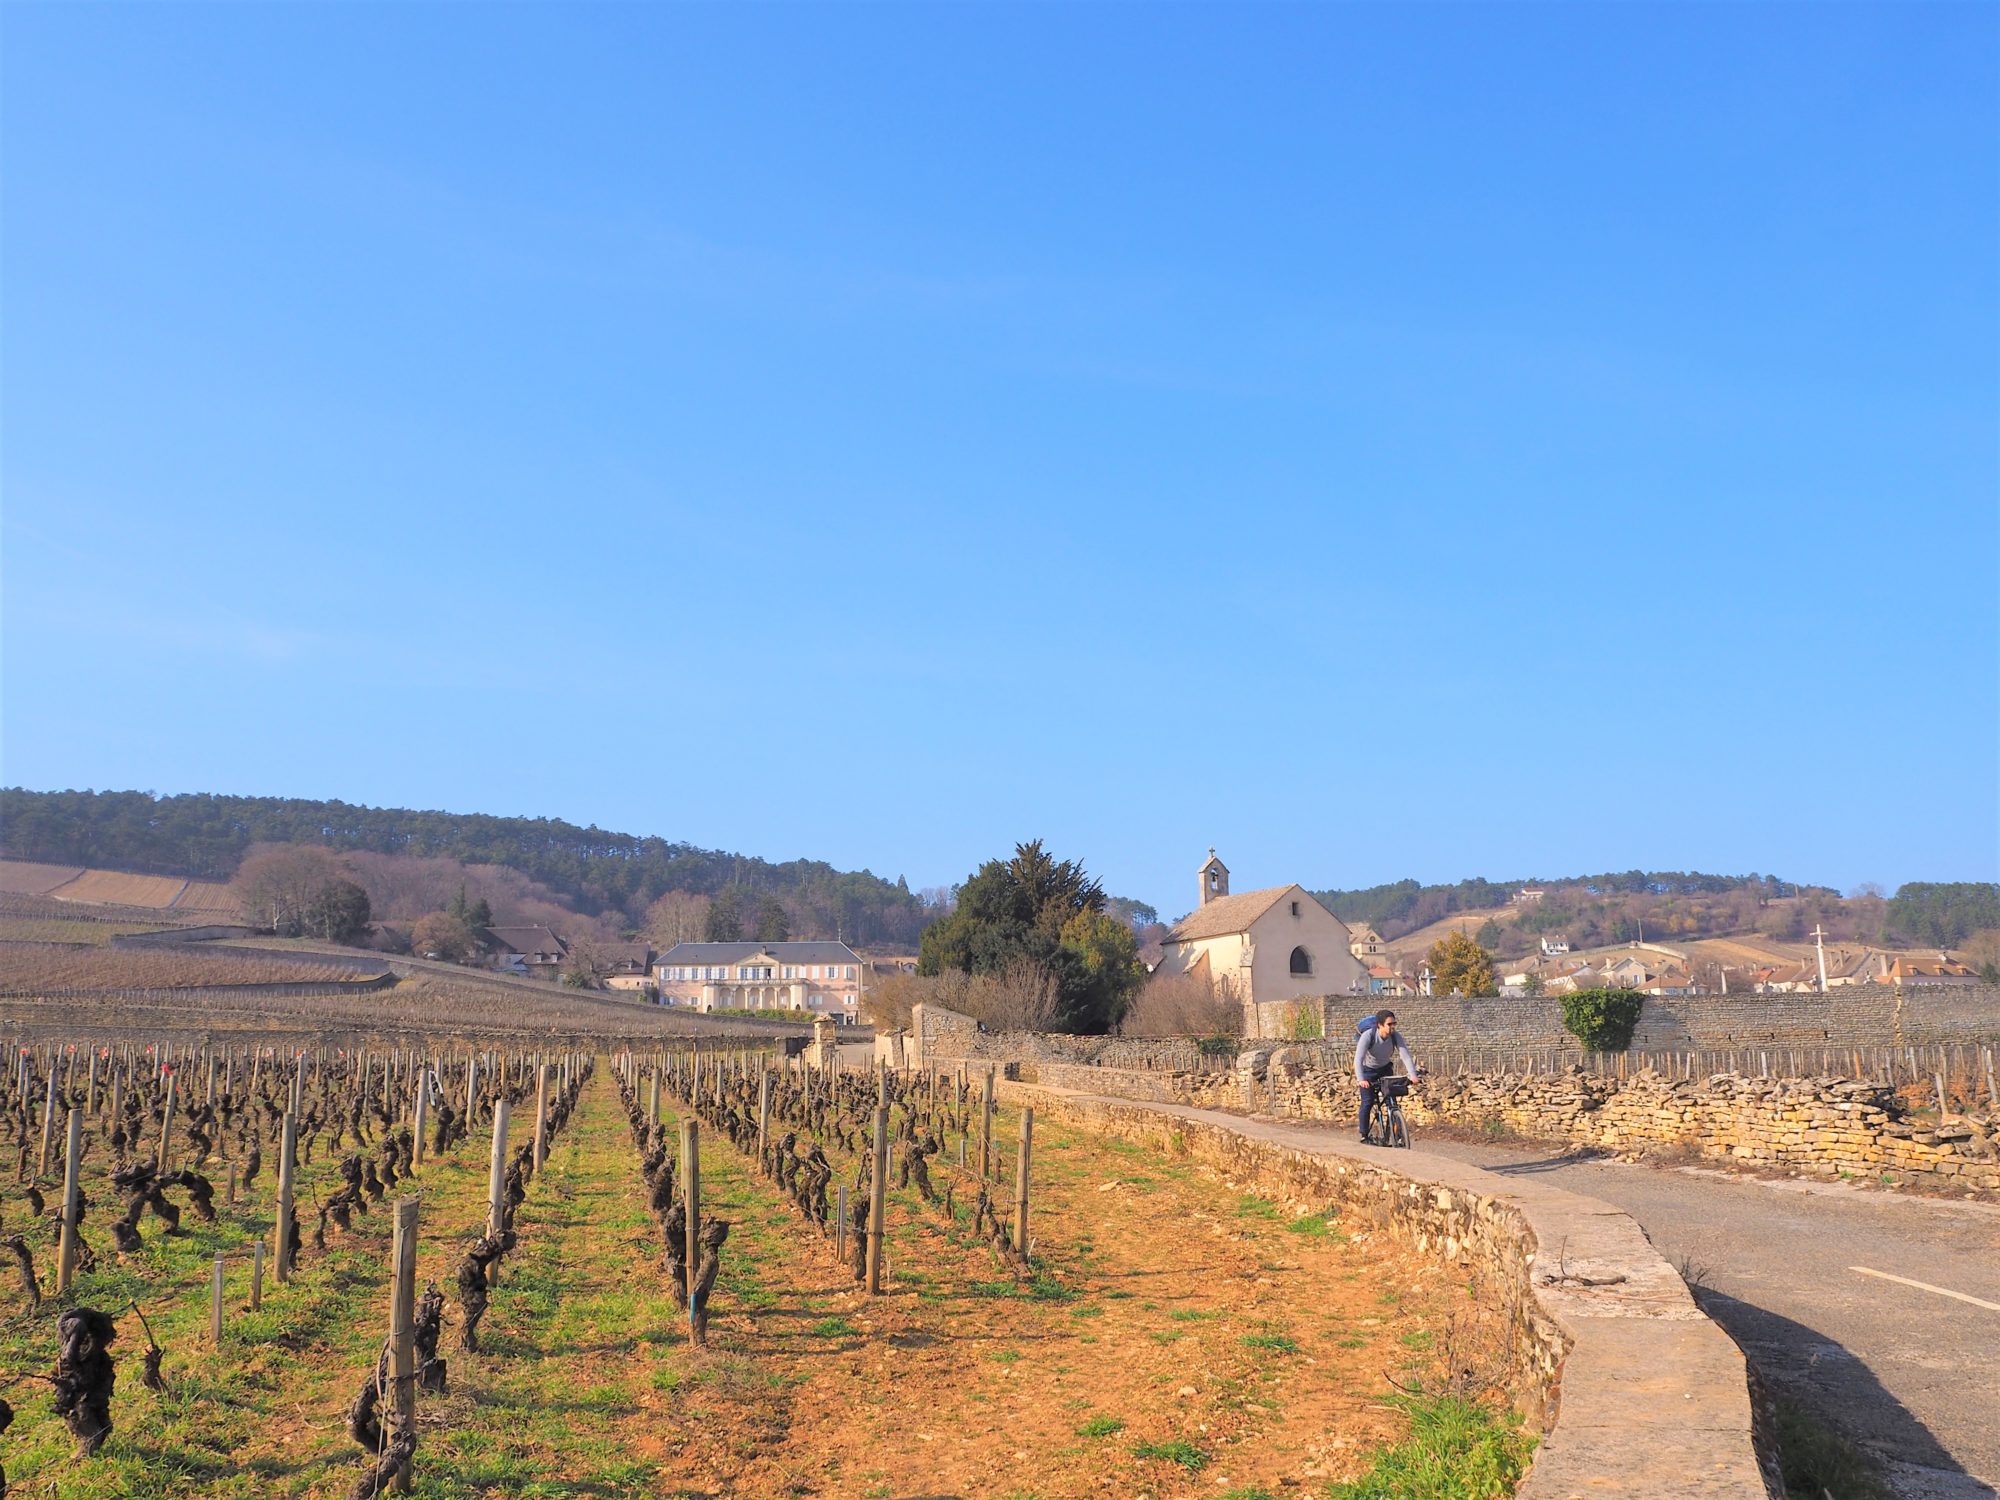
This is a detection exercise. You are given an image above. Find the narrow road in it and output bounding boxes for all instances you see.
[1416,1134,2000,1499]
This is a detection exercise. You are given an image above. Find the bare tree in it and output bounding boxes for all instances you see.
[1121,972,1242,1037]
[234,845,351,935]
[645,890,712,949]
[560,931,609,989]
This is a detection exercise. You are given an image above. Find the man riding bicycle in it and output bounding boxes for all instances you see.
[1354,1010,1418,1145]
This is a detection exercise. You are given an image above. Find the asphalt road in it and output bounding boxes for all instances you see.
[1416,1134,2000,1499]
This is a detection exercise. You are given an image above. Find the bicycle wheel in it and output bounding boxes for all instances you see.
[1387,1103,1409,1149]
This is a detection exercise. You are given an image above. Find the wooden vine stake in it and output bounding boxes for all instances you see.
[533,1063,550,1173]
[486,1097,512,1289]
[274,1109,300,1282]
[980,1067,996,1181]
[56,1105,83,1292]
[1014,1107,1034,1264]
[681,1119,701,1346]
[866,1105,889,1295]
[210,1254,226,1345]
[38,1064,58,1178]
[388,1196,420,1493]
[412,1070,429,1169]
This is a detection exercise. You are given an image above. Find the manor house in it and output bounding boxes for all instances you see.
[654,940,864,1021]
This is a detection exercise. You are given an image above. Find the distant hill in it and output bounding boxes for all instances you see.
[0,788,930,947]
[1314,871,1998,960]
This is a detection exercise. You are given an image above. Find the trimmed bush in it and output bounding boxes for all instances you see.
[1558,988,1645,1052]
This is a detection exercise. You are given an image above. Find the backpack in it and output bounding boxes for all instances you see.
[1354,1012,1381,1038]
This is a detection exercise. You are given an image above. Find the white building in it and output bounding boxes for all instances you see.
[1153,851,1369,1037]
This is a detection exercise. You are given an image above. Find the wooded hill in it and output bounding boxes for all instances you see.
[0,788,931,948]
[1312,872,1996,956]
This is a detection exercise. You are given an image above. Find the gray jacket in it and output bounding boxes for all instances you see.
[1355,1026,1415,1080]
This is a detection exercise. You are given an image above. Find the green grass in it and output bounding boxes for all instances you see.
[1324,1394,1535,1499]
[1284,1213,1339,1237]
[1075,1416,1126,1438]
[1243,1331,1299,1353]
[1770,1395,1893,1500]
[1132,1438,1209,1472]
[808,1316,857,1338]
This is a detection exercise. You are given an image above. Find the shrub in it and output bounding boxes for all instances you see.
[1558,988,1645,1052]
[1326,1393,1535,1499]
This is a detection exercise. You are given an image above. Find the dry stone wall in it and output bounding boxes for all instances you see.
[1029,1052,2000,1195]
[918,988,2000,1067]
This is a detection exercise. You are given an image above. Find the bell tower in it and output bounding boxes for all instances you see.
[1198,848,1230,907]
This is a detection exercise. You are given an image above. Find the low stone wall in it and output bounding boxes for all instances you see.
[918,987,2000,1068]
[1017,1051,2000,1195]
[1012,1083,1769,1497]
[912,1004,1232,1073]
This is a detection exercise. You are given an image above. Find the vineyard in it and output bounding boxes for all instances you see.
[0,868,85,899]
[0,1033,1518,1498]
[0,945,386,996]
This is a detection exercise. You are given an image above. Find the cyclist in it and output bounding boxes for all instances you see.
[1354,1009,1418,1146]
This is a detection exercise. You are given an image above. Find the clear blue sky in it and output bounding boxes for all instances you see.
[4,3,1995,916]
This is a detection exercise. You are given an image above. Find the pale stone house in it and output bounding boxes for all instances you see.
[654,941,864,1020]
[1155,852,1369,1037]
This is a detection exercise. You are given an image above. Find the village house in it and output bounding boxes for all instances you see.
[654,940,865,1020]
[1750,962,1820,995]
[1539,934,1572,956]
[1541,964,1595,995]
[601,941,657,993]
[1876,954,1982,987]
[482,925,568,981]
[1637,973,1703,998]
[1347,924,1385,963]
[1599,954,1658,989]
[1365,962,1412,997]
[1153,852,1368,1037]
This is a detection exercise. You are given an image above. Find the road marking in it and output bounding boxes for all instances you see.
[1850,1266,2000,1312]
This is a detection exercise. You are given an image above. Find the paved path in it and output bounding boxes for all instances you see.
[1416,1133,2000,1499]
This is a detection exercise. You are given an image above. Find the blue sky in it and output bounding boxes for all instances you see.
[3,3,1995,916]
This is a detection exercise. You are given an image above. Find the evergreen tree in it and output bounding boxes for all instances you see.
[918,841,1141,1033]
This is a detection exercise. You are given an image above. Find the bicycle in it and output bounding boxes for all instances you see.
[1365,1074,1417,1148]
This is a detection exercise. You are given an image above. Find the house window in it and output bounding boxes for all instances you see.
[845,965,856,979]
[782,966,793,980]
[1290,901,1300,916]
[1289,946,1313,976]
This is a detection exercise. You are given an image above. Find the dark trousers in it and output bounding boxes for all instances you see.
[1358,1062,1394,1139]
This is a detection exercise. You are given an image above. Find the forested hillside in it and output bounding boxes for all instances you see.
[0,788,930,946]
[1311,870,1993,954]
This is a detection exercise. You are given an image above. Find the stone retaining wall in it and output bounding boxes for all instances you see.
[1020,1052,2000,1195]
[916,987,2000,1067]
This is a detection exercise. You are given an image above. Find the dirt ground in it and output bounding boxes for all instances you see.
[0,1068,1487,1500]
[437,1081,1478,1499]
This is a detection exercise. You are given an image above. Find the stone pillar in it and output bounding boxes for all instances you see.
[811,1016,839,1070]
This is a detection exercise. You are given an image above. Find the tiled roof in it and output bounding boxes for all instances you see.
[1164,886,1298,943]
[657,940,860,965]
[484,925,567,956]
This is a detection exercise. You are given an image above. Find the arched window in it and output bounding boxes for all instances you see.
[1289,946,1313,976]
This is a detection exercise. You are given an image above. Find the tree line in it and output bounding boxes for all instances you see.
[0,788,931,947]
